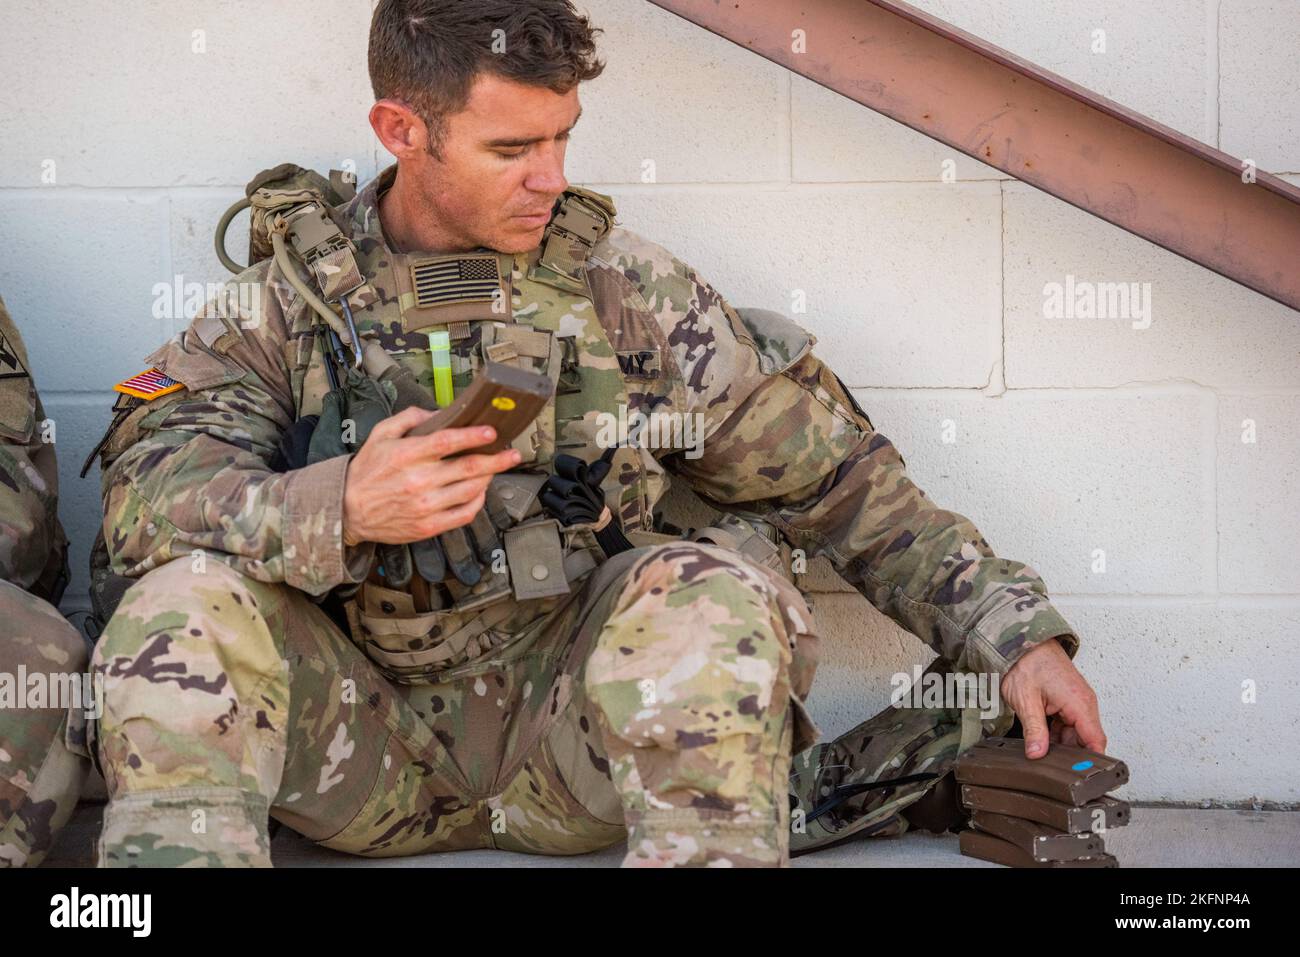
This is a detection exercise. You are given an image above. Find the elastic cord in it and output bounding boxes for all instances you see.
[804,771,940,824]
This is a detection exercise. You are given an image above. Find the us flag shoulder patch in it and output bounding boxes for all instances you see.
[114,368,183,401]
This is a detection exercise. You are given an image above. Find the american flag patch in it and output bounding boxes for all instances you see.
[411,255,502,307]
[113,368,184,401]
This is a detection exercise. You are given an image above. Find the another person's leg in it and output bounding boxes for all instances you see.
[0,580,90,867]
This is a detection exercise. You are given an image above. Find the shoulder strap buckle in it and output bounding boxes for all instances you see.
[254,190,367,306]
[532,189,618,293]
[281,202,353,263]
[549,193,611,247]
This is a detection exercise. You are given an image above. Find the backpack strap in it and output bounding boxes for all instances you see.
[250,188,369,304]
[217,164,358,274]
[248,187,384,372]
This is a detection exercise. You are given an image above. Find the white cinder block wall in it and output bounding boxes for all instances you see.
[1,0,1296,804]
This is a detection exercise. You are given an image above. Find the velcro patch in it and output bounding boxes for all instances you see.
[616,349,661,379]
[114,368,184,401]
[398,252,514,332]
[0,329,30,380]
[411,255,502,307]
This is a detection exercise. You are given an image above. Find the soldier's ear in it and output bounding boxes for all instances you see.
[370,99,427,159]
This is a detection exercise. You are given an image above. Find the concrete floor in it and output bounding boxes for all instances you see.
[42,804,1300,867]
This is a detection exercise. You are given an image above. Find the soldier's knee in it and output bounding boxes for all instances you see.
[107,555,252,612]
[629,540,770,595]
[90,559,291,798]
[619,540,795,636]
[587,543,792,727]
[98,557,265,641]
[640,540,751,571]
[585,540,818,744]
[0,578,88,673]
[94,560,183,668]
[93,556,282,709]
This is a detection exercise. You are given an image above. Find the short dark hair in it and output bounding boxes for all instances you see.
[369,0,605,159]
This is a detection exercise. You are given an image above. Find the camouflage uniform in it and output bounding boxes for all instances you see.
[0,294,90,867]
[89,165,1079,867]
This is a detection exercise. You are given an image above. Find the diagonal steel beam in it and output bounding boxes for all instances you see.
[646,0,1300,313]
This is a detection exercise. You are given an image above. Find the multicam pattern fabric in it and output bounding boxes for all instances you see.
[0,296,89,868]
[89,165,1079,866]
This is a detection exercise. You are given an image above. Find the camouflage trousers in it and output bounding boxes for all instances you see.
[90,541,826,867]
[0,579,91,867]
[90,539,1006,867]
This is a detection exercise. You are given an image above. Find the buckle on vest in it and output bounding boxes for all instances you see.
[283,202,350,261]
[529,193,612,294]
[550,195,608,244]
[690,513,791,581]
[281,204,366,302]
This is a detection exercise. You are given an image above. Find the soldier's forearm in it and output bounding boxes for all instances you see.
[769,425,1079,674]
[0,296,65,592]
[102,437,371,596]
[674,345,1080,673]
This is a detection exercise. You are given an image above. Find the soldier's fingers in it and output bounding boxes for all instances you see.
[1060,725,1083,748]
[420,475,492,517]
[367,406,436,444]
[1055,683,1106,754]
[406,425,498,462]
[1071,704,1107,755]
[417,491,487,539]
[443,448,522,482]
[1048,717,1064,743]
[1017,691,1051,759]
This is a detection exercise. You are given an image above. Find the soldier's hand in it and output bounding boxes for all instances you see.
[1000,638,1107,760]
[341,406,520,546]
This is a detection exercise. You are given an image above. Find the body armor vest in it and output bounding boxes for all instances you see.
[281,173,693,684]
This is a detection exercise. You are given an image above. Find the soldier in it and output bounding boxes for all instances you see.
[87,0,1105,868]
[0,294,90,867]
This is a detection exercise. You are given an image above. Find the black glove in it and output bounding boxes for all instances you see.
[271,415,320,473]
[540,449,634,557]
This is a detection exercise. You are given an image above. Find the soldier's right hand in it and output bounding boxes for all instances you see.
[341,406,521,546]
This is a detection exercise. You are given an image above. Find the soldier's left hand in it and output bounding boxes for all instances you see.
[999,638,1106,760]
